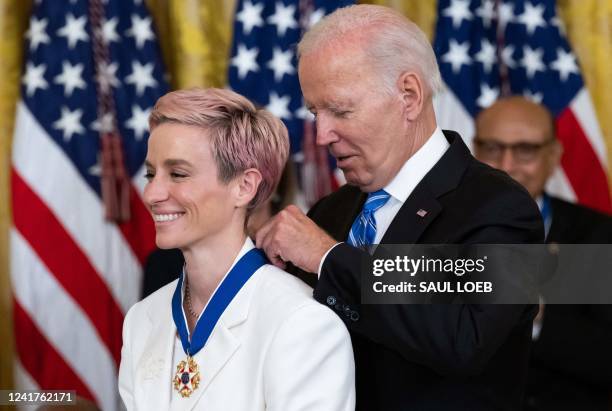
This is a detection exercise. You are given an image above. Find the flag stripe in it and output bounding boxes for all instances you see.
[12,169,123,365]
[12,2,169,407]
[118,186,156,265]
[571,89,608,168]
[434,88,475,149]
[545,166,577,202]
[556,108,612,212]
[11,228,118,409]
[13,300,96,402]
[12,102,143,313]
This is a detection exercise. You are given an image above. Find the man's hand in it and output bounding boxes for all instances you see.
[255,205,338,273]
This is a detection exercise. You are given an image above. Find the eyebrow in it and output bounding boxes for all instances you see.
[144,159,194,168]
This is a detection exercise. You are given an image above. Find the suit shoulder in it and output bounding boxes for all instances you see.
[460,159,539,215]
[551,196,612,223]
[125,279,177,323]
[251,266,338,321]
[550,196,612,242]
[308,184,361,217]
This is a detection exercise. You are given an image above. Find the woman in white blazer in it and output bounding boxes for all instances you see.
[118,88,355,411]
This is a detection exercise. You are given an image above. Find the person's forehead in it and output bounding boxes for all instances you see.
[477,105,552,141]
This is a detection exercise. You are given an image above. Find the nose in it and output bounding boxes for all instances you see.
[143,175,169,208]
[499,149,516,175]
[314,115,339,147]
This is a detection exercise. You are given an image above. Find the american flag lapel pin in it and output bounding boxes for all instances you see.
[416,209,428,218]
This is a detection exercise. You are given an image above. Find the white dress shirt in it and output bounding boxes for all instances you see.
[318,127,449,275]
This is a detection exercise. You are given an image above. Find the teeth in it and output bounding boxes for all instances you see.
[153,213,183,222]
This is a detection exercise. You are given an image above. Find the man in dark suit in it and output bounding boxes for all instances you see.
[256,5,543,411]
[474,96,612,411]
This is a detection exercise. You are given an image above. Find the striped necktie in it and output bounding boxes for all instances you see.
[347,189,391,248]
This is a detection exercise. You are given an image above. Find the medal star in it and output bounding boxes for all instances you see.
[125,60,158,96]
[550,48,578,82]
[54,61,86,97]
[126,104,151,140]
[22,62,49,97]
[441,39,472,74]
[475,0,495,28]
[267,2,298,37]
[57,13,89,49]
[231,44,259,79]
[266,92,292,120]
[96,61,120,93]
[498,2,515,32]
[475,39,496,73]
[267,47,295,82]
[517,2,547,35]
[126,14,155,49]
[25,17,50,51]
[236,0,264,35]
[476,83,499,108]
[520,46,546,78]
[53,106,85,142]
[442,0,473,29]
[501,45,517,69]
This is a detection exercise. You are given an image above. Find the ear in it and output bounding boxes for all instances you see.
[234,168,263,208]
[397,71,424,122]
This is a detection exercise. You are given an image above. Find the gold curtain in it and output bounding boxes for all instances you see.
[147,0,236,88]
[0,0,31,391]
[557,0,612,179]
[1,0,611,390]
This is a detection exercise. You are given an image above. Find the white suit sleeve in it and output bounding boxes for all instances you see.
[263,303,355,411]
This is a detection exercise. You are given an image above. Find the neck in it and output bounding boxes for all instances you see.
[182,224,247,324]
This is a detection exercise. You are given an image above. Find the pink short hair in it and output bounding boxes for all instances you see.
[149,88,290,211]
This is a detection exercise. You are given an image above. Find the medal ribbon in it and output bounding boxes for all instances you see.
[172,248,267,357]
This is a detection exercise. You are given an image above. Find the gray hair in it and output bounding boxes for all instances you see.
[298,4,442,98]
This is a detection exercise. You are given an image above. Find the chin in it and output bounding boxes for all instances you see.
[155,235,182,250]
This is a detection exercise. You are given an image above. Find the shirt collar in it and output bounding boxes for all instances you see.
[384,127,449,203]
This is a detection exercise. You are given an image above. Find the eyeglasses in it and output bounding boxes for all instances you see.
[473,137,556,163]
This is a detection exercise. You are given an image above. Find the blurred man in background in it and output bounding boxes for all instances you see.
[475,96,612,411]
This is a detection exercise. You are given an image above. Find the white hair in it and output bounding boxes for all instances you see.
[298,4,442,98]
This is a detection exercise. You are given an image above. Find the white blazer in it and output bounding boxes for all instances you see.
[118,240,355,411]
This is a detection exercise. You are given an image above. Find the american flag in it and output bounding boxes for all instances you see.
[228,0,353,206]
[433,0,611,213]
[10,0,167,408]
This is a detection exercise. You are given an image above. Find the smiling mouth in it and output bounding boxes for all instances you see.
[153,213,185,223]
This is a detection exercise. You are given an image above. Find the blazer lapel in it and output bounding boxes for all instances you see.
[171,274,256,411]
[136,301,176,409]
[381,185,442,244]
[381,130,471,244]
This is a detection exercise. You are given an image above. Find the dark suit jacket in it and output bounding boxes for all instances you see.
[142,248,183,298]
[525,196,612,411]
[305,130,544,411]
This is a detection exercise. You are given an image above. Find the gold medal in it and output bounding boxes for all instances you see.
[173,356,201,398]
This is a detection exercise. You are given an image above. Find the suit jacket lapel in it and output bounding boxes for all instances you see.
[381,130,471,244]
[136,301,176,409]
[380,185,442,244]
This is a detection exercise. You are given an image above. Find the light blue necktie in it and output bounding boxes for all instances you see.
[347,189,391,248]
